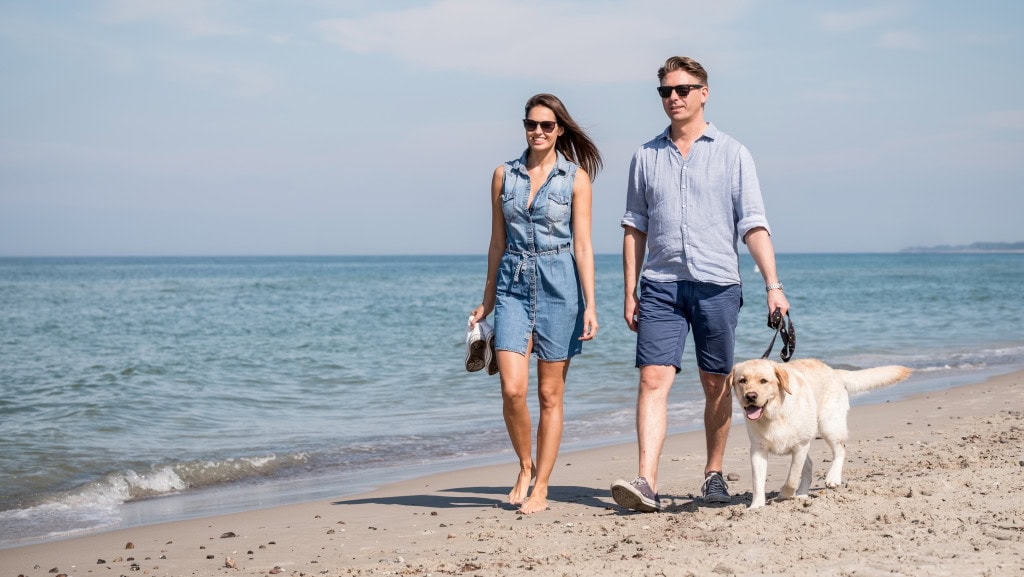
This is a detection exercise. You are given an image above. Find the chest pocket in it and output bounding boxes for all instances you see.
[544,189,572,225]
[501,173,522,222]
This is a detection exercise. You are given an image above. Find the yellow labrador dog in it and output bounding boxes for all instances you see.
[728,358,911,509]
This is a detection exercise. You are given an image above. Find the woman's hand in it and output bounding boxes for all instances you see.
[468,304,489,326]
[580,308,599,341]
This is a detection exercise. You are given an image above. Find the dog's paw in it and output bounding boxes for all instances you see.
[824,476,842,488]
[748,500,765,509]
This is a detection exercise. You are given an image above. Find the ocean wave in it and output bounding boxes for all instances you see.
[0,453,310,547]
[835,343,1024,374]
[910,344,1024,372]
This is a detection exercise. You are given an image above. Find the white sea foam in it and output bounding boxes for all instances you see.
[0,453,311,549]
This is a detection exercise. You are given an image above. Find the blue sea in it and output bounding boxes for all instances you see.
[2,253,1023,548]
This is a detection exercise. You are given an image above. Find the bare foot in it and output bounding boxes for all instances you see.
[517,486,549,514]
[508,467,535,505]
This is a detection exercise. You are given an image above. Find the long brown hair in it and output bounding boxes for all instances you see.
[524,94,603,181]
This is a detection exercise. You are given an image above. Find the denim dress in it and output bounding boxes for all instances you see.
[493,150,584,361]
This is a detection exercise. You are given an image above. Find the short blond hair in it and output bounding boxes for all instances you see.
[657,56,708,85]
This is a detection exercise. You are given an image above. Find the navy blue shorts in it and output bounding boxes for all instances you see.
[636,280,742,375]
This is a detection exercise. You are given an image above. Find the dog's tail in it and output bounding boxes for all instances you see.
[838,365,912,395]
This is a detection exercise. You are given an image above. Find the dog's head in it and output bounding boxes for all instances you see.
[726,359,791,421]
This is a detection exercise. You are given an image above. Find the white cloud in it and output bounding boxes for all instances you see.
[6,20,139,74]
[101,0,245,37]
[801,89,863,104]
[316,0,755,83]
[159,53,275,97]
[819,4,909,33]
[956,32,1015,47]
[877,30,926,51]
[982,110,1024,131]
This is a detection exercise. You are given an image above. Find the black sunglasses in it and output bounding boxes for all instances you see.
[657,84,704,98]
[523,119,558,133]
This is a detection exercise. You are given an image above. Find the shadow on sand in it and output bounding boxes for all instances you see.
[332,484,611,511]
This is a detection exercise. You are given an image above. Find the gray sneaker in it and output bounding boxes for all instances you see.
[611,477,661,512]
[701,471,731,503]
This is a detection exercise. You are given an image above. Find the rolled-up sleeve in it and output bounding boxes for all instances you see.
[733,145,771,243]
[620,152,649,233]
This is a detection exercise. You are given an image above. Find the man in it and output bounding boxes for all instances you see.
[611,56,790,512]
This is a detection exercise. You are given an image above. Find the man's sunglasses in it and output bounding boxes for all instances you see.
[523,119,558,133]
[657,84,704,98]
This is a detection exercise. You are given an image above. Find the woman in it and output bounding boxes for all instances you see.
[469,94,602,514]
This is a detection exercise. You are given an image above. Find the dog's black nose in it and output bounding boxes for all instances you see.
[745,392,758,403]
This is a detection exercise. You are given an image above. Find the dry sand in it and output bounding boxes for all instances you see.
[3,370,1023,577]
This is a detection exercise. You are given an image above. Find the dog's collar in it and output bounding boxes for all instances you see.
[761,308,795,362]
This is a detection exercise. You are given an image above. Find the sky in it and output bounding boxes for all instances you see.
[1,0,1022,256]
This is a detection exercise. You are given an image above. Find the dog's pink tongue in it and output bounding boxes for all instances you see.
[745,406,763,420]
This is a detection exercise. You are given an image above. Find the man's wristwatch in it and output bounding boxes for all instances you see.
[765,282,784,293]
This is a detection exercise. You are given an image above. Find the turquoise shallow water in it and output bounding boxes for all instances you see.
[1,253,1023,547]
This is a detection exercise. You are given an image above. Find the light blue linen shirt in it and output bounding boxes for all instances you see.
[621,122,771,286]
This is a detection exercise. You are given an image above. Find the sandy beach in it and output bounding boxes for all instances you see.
[3,370,1022,577]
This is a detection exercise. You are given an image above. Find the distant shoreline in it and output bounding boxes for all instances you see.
[900,241,1024,253]
[900,249,1024,254]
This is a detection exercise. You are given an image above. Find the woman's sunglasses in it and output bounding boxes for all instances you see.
[523,119,558,133]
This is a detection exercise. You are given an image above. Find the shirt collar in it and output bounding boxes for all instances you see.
[657,121,717,143]
[512,150,570,176]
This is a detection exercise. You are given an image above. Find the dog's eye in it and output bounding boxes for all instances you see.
[759,378,769,384]
[737,377,746,384]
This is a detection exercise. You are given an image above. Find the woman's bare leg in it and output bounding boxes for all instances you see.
[518,358,569,514]
[499,347,534,505]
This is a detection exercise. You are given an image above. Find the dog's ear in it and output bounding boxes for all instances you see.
[725,368,734,390]
[774,365,792,395]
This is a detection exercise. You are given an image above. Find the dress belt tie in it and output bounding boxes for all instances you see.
[507,243,571,283]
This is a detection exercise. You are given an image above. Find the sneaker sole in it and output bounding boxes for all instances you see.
[465,340,487,372]
[485,337,498,375]
[703,493,731,504]
[610,481,660,512]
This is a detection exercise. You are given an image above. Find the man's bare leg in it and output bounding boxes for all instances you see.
[700,369,731,475]
[636,365,676,492]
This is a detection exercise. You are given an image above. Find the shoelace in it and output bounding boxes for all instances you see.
[761,307,795,362]
[702,472,728,495]
[626,477,658,500]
